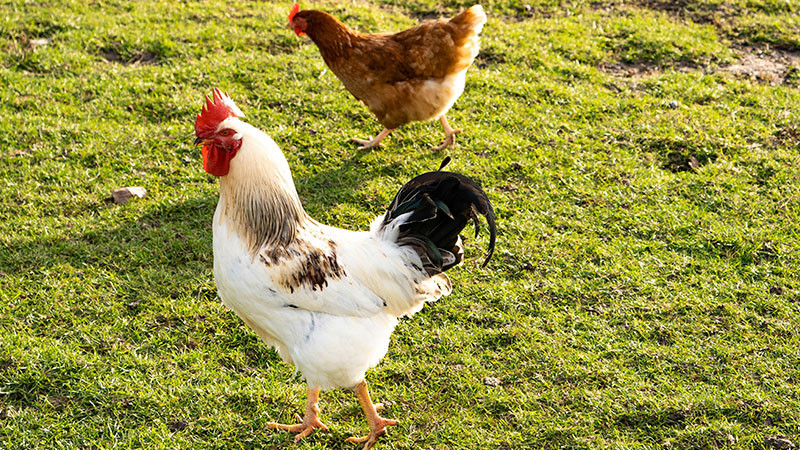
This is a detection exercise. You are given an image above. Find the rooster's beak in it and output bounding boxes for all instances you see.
[286,22,293,30]
[194,137,205,146]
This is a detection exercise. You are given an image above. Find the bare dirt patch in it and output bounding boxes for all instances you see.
[720,46,800,85]
[593,0,738,25]
[632,0,689,14]
[599,61,698,81]
[600,61,661,78]
[100,46,159,65]
[599,45,800,87]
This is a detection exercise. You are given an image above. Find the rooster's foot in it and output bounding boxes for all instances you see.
[268,416,329,442]
[347,380,398,449]
[345,414,399,450]
[268,386,328,441]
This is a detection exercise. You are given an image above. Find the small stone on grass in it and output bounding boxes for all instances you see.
[483,376,502,387]
[29,38,50,48]
[112,186,147,204]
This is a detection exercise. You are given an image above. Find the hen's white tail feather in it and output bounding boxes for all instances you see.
[450,5,487,35]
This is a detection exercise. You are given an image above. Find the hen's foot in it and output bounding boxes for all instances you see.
[431,116,461,151]
[431,128,461,151]
[268,416,329,442]
[350,137,379,150]
[350,128,393,150]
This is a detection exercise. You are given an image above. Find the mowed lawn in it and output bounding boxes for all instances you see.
[1,0,799,448]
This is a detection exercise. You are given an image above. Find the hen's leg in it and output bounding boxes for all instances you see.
[350,128,393,150]
[346,380,398,450]
[431,116,462,151]
[268,386,328,441]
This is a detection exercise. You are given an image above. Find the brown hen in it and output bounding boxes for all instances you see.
[288,3,486,151]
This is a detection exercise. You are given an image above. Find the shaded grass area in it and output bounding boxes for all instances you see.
[1,0,800,448]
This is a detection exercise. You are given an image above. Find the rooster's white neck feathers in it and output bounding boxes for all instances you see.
[216,118,308,253]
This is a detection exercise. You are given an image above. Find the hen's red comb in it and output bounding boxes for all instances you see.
[288,3,300,22]
[195,88,244,138]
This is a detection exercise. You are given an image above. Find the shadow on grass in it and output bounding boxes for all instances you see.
[0,196,217,278]
[0,154,404,278]
[291,147,428,218]
[0,194,289,418]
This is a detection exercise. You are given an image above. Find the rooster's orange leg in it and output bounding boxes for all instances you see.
[350,128,393,150]
[268,386,329,442]
[345,380,398,450]
[431,115,462,151]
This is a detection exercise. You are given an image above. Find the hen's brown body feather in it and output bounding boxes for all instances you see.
[297,6,485,130]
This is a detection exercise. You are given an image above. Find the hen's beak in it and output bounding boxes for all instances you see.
[194,137,205,146]
[286,22,293,30]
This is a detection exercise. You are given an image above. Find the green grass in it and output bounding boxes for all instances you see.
[2,0,800,448]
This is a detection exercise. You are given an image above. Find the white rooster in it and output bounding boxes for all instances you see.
[193,89,496,449]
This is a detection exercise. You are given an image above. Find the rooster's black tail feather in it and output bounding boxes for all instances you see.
[382,159,496,274]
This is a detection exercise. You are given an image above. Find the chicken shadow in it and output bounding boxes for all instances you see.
[0,149,437,287]
[0,191,394,447]
[291,143,452,224]
[0,194,305,425]
[0,195,217,281]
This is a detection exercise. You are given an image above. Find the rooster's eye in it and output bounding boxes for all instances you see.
[219,129,232,136]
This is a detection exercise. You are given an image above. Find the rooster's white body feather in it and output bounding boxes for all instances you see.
[194,87,494,446]
[211,120,450,390]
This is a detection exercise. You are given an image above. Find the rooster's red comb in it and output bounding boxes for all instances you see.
[288,3,300,22]
[195,88,245,138]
